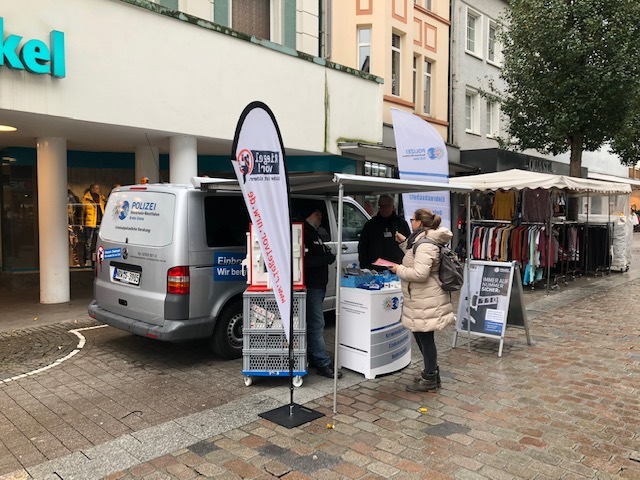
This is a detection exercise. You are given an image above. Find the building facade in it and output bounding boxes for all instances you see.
[450,0,632,180]
[0,0,383,302]
[329,0,454,173]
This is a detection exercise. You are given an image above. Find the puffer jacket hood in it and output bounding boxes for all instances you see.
[423,226,453,246]
[396,226,455,332]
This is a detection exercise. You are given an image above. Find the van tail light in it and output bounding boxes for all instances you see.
[167,266,190,294]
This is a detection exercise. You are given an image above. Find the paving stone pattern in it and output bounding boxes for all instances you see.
[0,321,94,381]
[0,247,639,479]
[100,278,639,480]
[0,326,279,477]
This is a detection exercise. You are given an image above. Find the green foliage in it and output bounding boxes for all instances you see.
[496,0,640,171]
[610,91,640,166]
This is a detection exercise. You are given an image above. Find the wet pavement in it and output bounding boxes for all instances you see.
[0,239,639,479]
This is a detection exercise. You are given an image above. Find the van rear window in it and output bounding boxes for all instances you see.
[100,191,175,247]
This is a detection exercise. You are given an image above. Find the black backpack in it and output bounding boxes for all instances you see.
[412,238,464,292]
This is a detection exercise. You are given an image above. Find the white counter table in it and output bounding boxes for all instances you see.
[338,286,412,379]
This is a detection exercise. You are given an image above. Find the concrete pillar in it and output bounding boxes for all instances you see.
[135,146,160,184]
[169,135,197,184]
[37,137,70,304]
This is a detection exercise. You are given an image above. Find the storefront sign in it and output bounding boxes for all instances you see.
[0,17,65,78]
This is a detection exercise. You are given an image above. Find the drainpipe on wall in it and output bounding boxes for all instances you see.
[448,0,456,146]
[319,0,331,59]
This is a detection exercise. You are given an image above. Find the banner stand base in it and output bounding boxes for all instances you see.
[259,403,324,429]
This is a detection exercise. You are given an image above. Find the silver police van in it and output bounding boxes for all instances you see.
[88,179,369,359]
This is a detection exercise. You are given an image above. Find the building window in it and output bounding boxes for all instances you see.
[231,0,270,41]
[465,90,480,134]
[466,8,482,57]
[486,100,499,137]
[413,56,418,105]
[364,161,394,178]
[391,33,401,96]
[423,60,432,115]
[487,19,502,66]
[414,0,432,9]
[487,21,497,63]
[358,27,371,73]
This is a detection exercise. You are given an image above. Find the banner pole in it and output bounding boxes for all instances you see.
[288,283,294,412]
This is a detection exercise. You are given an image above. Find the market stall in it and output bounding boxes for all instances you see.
[196,173,474,413]
[450,169,632,289]
[327,174,472,411]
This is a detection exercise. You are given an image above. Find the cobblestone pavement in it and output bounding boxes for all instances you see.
[0,321,95,381]
[0,239,639,479]
[100,276,639,480]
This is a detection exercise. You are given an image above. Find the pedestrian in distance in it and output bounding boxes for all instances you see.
[81,183,106,267]
[303,207,343,379]
[388,208,455,392]
[67,188,83,267]
[358,194,410,270]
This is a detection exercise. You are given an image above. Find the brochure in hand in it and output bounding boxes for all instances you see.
[372,258,396,268]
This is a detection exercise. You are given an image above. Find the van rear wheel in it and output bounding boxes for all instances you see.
[210,300,243,359]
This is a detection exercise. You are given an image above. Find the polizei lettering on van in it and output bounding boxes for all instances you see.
[0,17,66,78]
[131,201,157,211]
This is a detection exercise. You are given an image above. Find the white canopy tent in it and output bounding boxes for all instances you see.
[449,169,631,194]
[329,174,473,412]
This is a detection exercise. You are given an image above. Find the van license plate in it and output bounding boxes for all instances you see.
[113,268,141,286]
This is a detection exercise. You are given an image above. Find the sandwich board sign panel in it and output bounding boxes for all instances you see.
[453,260,531,357]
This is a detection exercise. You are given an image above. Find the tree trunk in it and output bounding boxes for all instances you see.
[569,134,583,177]
[567,134,584,220]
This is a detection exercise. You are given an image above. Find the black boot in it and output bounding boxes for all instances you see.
[407,372,438,392]
[414,366,441,388]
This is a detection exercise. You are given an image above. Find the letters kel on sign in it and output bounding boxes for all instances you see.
[0,17,65,78]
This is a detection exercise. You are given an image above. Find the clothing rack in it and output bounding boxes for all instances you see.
[582,222,613,276]
[460,186,624,295]
[550,221,580,285]
[468,222,551,291]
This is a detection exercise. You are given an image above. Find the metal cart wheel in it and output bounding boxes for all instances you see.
[293,376,303,388]
[243,376,253,387]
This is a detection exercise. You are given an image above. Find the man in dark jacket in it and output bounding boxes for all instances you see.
[303,207,343,379]
[358,194,410,270]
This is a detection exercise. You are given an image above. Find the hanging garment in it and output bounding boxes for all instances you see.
[492,190,516,221]
[523,189,551,223]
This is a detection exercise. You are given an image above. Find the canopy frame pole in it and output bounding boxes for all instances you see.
[607,193,611,275]
[466,192,472,351]
[586,191,590,276]
[546,190,553,295]
[332,183,345,414]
